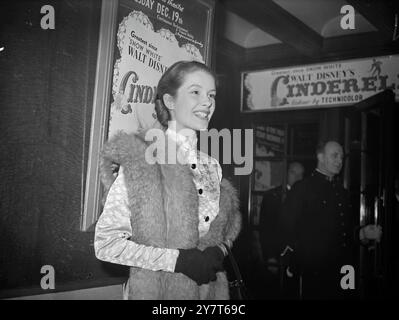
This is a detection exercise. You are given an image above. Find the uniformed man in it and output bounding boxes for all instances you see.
[282,141,382,299]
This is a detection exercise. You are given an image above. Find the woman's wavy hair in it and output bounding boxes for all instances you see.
[154,60,216,128]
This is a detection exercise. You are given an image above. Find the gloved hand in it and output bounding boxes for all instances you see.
[202,246,225,272]
[174,246,225,285]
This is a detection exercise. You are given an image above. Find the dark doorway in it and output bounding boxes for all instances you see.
[344,90,397,299]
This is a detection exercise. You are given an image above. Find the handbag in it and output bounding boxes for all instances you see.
[223,244,249,300]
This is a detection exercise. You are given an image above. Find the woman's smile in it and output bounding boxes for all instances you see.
[193,109,210,120]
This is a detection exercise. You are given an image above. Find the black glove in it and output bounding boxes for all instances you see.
[202,246,225,272]
[174,246,225,285]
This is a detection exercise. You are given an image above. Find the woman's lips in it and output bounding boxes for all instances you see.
[193,111,209,120]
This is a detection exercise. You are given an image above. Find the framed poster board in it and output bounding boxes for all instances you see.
[108,0,216,137]
[81,0,216,231]
[254,124,285,157]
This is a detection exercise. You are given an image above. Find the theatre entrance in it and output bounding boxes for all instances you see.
[344,89,397,299]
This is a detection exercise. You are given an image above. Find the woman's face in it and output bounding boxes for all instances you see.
[166,70,216,132]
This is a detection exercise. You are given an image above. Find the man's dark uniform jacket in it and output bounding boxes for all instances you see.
[282,170,358,297]
[259,185,287,260]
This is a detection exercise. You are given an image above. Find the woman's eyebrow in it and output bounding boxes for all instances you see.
[187,84,202,89]
[186,84,216,92]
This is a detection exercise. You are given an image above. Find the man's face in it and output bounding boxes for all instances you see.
[288,164,304,186]
[318,142,344,177]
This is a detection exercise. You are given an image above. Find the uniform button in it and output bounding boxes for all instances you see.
[340,212,344,216]
[322,200,326,204]
[342,232,346,236]
[205,216,210,222]
[342,243,347,247]
[338,203,342,207]
[191,164,196,169]
[198,189,203,195]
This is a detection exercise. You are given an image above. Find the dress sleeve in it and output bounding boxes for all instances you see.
[94,166,179,272]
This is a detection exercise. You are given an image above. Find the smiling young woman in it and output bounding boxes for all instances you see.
[94,60,242,300]
[154,60,216,132]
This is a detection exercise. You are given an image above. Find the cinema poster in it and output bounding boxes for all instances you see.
[241,55,399,112]
[108,0,215,138]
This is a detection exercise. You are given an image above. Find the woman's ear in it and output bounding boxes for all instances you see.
[163,94,175,110]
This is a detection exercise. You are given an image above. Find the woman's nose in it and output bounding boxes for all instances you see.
[201,95,212,107]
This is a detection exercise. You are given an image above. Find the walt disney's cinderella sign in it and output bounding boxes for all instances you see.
[241,55,399,112]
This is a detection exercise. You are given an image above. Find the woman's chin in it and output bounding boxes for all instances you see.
[188,120,209,131]
[196,123,209,131]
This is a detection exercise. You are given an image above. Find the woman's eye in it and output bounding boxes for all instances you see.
[209,93,216,99]
[191,90,199,95]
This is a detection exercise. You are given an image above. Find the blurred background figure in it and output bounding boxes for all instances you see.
[254,162,304,299]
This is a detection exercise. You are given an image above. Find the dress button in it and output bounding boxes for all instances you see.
[342,232,346,236]
[340,212,344,216]
[198,189,203,195]
[191,164,196,169]
[205,216,210,222]
[338,203,342,207]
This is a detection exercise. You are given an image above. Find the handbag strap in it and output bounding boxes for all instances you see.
[223,243,244,286]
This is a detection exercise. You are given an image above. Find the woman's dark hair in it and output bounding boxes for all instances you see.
[154,60,216,128]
